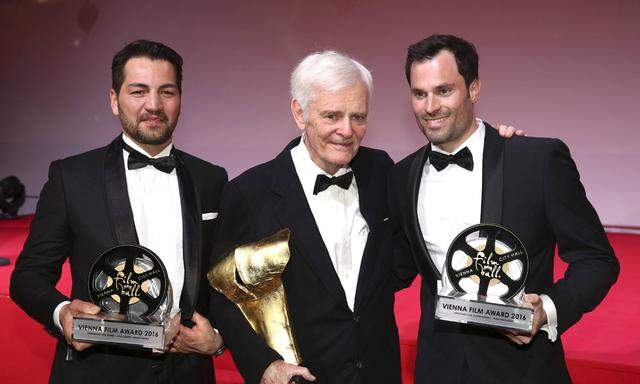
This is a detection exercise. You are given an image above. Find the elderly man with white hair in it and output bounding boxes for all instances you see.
[209,51,403,384]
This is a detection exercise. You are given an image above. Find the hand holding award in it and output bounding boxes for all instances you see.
[72,245,179,350]
[436,224,534,333]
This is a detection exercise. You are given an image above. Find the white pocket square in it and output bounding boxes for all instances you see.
[202,212,218,220]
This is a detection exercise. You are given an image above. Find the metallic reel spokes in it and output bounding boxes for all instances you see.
[445,224,528,300]
[88,245,168,317]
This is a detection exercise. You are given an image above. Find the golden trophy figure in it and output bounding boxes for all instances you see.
[207,228,301,365]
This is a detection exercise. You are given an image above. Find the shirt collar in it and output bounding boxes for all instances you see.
[290,134,352,197]
[122,133,173,158]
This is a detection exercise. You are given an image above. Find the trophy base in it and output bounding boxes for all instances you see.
[72,311,179,350]
[435,293,533,333]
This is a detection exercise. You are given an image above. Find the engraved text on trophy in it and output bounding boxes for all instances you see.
[115,271,141,298]
[473,251,501,279]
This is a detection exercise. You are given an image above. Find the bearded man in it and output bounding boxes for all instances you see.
[11,40,227,383]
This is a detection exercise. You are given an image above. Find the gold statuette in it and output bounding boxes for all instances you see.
[207,228,301,364]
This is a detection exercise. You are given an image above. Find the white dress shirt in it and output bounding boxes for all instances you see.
[290,136,368,311]
[418,120,485,274]
[122,134,184,315]
[54,134,184,329]
[418,118,558,341]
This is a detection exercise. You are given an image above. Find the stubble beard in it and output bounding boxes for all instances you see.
[417,115,453,146]
[417,111,474,149]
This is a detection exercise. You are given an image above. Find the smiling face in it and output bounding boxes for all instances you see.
[410,50,480,153]
[291,82,368,175]
[109,57,181,156]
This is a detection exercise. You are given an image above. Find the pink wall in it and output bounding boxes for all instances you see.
[1,0,638,226]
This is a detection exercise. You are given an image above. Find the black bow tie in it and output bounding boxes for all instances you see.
[428,146,474,172]
[313,172,353,195]
[122,140,176,173]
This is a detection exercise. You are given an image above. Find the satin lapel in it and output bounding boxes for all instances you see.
[350,151,378,311]
[408,145,441,278]
[350,151,375,226]
[104,137,138,245]
[480,123,504,224]
[271,143,349,310]
[174,150,201,319]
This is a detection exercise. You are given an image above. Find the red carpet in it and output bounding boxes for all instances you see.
[1,216,638,383]
[0,216,242,384]
[394,233,640,383]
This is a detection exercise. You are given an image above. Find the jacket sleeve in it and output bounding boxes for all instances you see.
[386,166,419,292]
[10,160,71,339]
[542,140,619,335]
[208,180,281,384]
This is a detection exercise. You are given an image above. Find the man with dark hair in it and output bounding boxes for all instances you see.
[111,39,184,94]
[10,39,227,383]
[404,34,478,88]
[388,34,619,383]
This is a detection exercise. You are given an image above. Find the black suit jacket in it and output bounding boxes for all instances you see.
[10,136,227,384]
[210,138,402,384]
[388,124,619,383]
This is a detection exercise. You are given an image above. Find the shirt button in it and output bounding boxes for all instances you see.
[353,315,360,323]
[356,361,363,369]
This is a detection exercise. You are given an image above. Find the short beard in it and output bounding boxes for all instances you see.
[119,110,175,146]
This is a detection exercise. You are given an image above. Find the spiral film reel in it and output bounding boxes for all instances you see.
[445,224,528,300]
[88,245,168,317]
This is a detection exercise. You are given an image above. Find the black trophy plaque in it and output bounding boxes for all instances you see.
[435,224,534,332]
[72,245,179,349]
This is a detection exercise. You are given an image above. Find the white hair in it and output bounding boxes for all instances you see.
[290,50,373,117]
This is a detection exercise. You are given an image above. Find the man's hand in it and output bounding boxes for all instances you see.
[496,124,525,138]
[260,360,316,384]
[501,293,547,345]
[59,299,100,351]
[167,311,223,355]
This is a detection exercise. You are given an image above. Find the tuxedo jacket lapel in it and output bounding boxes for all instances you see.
[351,150,382,311]
[271,141,350,311]
[407,145,441,279]
[104,137,139,245]
[480,123,504,224]
[350,152,375,226]
[174,150,201,318]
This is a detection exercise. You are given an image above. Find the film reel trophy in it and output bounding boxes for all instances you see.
[72,245,180,350]
[435,224,534,333]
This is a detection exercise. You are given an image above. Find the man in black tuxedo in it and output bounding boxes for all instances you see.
[209,51,402,384]
[388,34,620,383]
[10,40,227,383]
